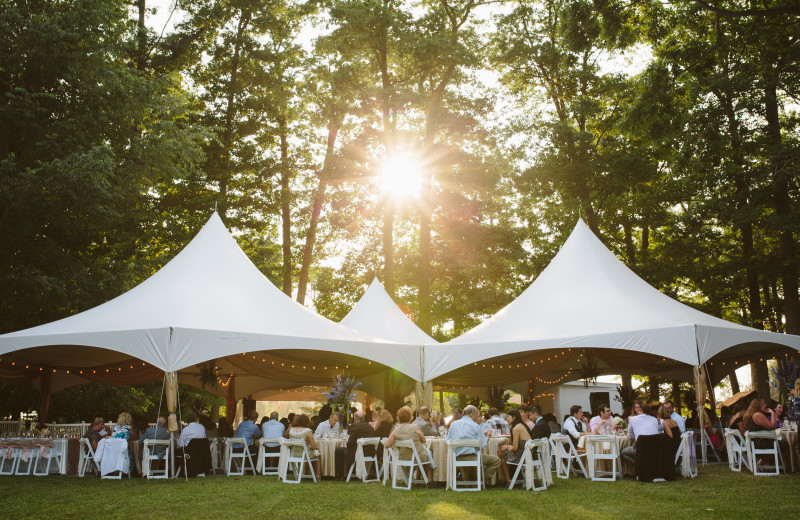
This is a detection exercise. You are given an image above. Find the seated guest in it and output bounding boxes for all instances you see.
[199,415,217,437]
[383,406,433,482]
[621,403,660,465]
[499,409,532,482]
[658,405,681,451]
[217,417,234,438]
[430,410,443,430]
[485,408,510,434]
[140,416,169,457]
[235,410,263,455]
[519,405,535,430]
[314,411,342,439]
[83,417,108,451]
[728,401,746,435]
[590,404,614,434]
[744,398,788,466]
[663,400,686,433]
[544,413,561,434]
[446,405,501,485]
[286,414,320,478]
[311,415,321,432]
[446,408,463,426]
[335,410,376,480]
[261,411,285,468]
[774,403,784,428]
[563,405,590,443]
[374,409,394,463]
[113,412,133,440]
[178,413,206,449]
[529,405,551,440]
[413,406,439,436]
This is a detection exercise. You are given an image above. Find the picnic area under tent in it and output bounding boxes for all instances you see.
[0,213,423,420]
[421,219,800,401]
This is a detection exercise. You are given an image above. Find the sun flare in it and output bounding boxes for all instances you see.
[379,154,423,199]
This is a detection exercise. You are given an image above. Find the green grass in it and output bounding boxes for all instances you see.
[0,465,796,519]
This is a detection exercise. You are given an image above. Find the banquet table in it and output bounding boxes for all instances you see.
[778,429,798,473]
[0,438,79,475]
[577,434,635,478]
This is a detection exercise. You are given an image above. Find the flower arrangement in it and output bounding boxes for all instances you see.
[769,357,798,406]
[323,373,361,415]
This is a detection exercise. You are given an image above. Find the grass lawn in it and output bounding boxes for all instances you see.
[0,464,795,519]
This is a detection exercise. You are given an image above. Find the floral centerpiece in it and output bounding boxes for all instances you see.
[322,373,361,423]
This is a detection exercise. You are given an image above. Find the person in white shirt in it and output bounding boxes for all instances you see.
[177,413,207,448]
[485,408,510,434]
[621,403,661,465]
[663,400,686,433]
[589,404,614,434]
[314,411,342,438]
[563,405,591,443]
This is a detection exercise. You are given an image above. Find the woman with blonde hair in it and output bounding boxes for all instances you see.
[383,406,433,482]
[113,412,132,440]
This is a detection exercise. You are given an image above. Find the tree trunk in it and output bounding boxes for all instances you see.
[729,370,740,394]
[39,371,52,423]
[382,208,395,296]
[751,361,770,398]
[218,9,251,221]
[762,278,778,332]
[623,221,636,265]
[671,379,681,412]
[763,66,800,334]
[137,0,147,72]
[278,116,292,297]
[641,225,649,264]
[297,123,340,304]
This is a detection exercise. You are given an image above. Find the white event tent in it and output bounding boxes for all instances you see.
[340,277,437,406]
[423,219,800,387]
[0,213,423,383]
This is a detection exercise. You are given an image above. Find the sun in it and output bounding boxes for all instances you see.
[379,154,423,199]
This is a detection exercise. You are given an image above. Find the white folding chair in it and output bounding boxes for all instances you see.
[281,438,317,483]
[14,447,36,475]
[346,437,381,483]
[507,439,548,491]
[691,428,721,465]
[550,434,588,479]
[78,438,99,477]
[95,437,130,479]
[674,431,698,478]
[0,446,20,475]
[225,438,256,476]
[746,431,784,476]
[724,428,749,472]
[33,442,62,476]
[389,439,430,490]
[143,439,170,479]
[446,439,482,491]
[260,437,283,476]
[586,435,619,481]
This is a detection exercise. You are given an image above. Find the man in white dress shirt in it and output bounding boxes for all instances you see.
[314,411,342,438]
[563,405,591,443]
[663,400,686,433]
[446,405,501,484]
[621,403,661,465]
[177,413,207,448]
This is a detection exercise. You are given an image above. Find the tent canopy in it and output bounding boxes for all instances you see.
[0,213,423,381]
[424,219,800,382]
[341,278,436,346]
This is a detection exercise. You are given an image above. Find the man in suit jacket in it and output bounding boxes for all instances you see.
[335,411,376,480]
[529,405,551,440]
